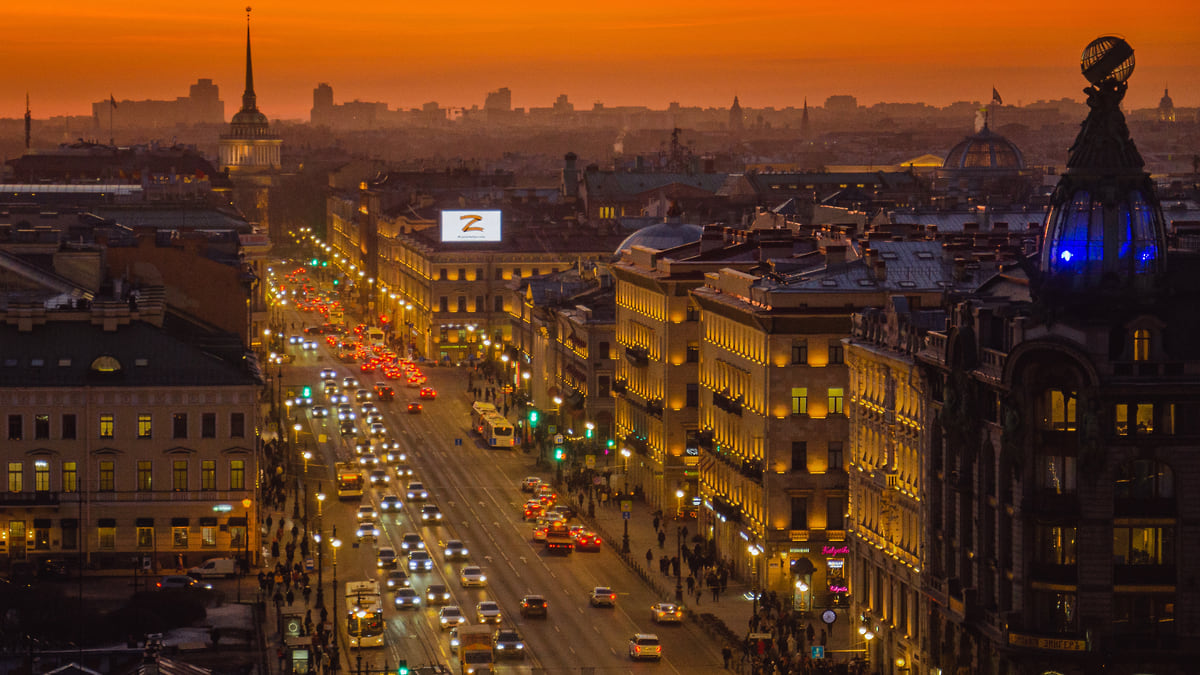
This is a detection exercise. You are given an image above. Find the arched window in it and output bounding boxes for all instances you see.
[1133,329,1151,361]
[1039,389,1077,431]
[1114,459,1174,501]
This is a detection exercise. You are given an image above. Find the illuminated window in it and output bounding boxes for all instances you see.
[1034,525,1077,564]
[98,461,115,492]
[34,461,49,492]
[827,388,845,415]
[1115,404,1129,435]
[173,460,188,491]
[1113,526,1174,565]
[8,462,23,492]
[137,526,154,549]
[1039,389,1077,431]
[202,527,217,547]
[1135,403,1154,434]
[34,414,49,440]
[138,414,152,439]
[1036,455,1076,494]
[98,526,116,550]
[230,460,246,490]
[791,388,808,415]
[1133,329,1151,361]
[99,414,114,439]
[201,461,216,491]
[172,527,188,548]
[137,461,152,492]
[62,462,77,493]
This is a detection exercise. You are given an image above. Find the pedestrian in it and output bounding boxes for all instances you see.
[286,588,295,607]
[646,549,653,568]
[695,588,702,606]
[686,575,695,594]
[653,515,660,531]
[806,623,815,645]
[722,644,733,669]
[657,530,666,548]
[713,585,720,602]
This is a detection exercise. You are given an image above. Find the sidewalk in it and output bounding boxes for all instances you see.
[574,476,861,674]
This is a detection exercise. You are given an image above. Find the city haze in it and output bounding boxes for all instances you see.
[4,0,1199,119]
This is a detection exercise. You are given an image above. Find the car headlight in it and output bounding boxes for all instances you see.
[479,575,486,582]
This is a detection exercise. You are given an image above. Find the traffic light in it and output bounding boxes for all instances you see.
[529,410,539,428]
[301,386,312,398]
[321,260,328,267]
[332,279,339,286]
[310,258,318,266]
[586,427,594,439]
[554,446,564,461]
[396,660,409,675]
[606,439,615,449]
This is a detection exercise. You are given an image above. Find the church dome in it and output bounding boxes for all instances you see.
[942,126,1025,170]
[616,221,703,255]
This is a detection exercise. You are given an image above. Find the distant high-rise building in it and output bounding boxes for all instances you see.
[312,83,335,126]
[90,79,225,130]
[484,87,513,112]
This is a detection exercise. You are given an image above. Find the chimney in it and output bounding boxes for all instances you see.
[874,259,887,281]
[822,244,847,266]
[699,224,725,253]
[562,152,579,200]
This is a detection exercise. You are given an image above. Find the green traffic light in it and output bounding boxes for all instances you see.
[529,410,539,427]
[606,439,615,449]
[554,447,564,461]
[397,660,409,675]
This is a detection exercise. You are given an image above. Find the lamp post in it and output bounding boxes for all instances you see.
[331,533,342,590]
[313,532,324,610]
[674,490,685,603]
[749,544,762,617]
[620,448,632,554]
[317,491,325,518]
[237,497,252,602]
[292,423,302,450]
[303,450,312,474]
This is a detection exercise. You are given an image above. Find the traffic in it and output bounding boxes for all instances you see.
[267,264,724,673]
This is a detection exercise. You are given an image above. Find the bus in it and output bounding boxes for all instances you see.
[480,412,517,449]
[335,462,364,500]
[345,580,385,648]
[366,327,386,348]
[470,402,498,434]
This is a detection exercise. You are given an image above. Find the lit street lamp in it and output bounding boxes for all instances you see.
[620,448,632,553]
[303,450,312,473]
[313,532,325,610]
[674,490,685,603]
[237,497,252,602]
[317,491,325,518]
[749,544,763,616]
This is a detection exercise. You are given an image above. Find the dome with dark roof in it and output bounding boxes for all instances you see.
[942,125,1025,170]
[616,221,703,255]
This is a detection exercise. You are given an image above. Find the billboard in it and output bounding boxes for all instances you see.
[440,210,502,243]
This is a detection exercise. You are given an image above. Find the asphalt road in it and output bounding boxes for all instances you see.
[280,316,726,674]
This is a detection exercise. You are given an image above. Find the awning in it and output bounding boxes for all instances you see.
[171,517,189,527]
[98,518,116,527]
[135,518,155,527]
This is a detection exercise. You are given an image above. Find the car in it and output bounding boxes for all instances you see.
[576,531,603,551]
[628,634,662,660]
[357,453,380,468]
[157,575,211,590]
[336,404,356,420]
[328,392,348,405]
[302,340,318,351]
[476,600,502,624]
[421,505,443,523]
[356,504,378,521]
[523,501,545,521]
[355,389,372,402]
[374,384,395,400]
[519,595,547,618]
[438,606,465,629]
[520,476,541,492]
[393,587,421,609]
[449,626,461,650]
[369,469,390,486]
[406,482,428,500]
[426,583,451,605]
[319,368,338,380]
[590,586,617,607]
[400,533,425,551]
[380,494,401,511]
[651,602,683,623]
[550,504,576,520]
[407,402,423,414]
[531,525,548,542]
[36,558,71,580]
[419,387,437,400]
[444,540,469,560]
[366,412,385,425]
[339,420,356,435]
[370,423,387,438]
[289,335,303,345]
[393,463,415,478]
[459,566,487,588]
[343,376,362,389]
[311,405,329,418]
[492,629,526,659]
[360,403,379,416]
[384,569,410,590]
[407,550,433,572]
[356,520,380,541]
[377,547,398,569]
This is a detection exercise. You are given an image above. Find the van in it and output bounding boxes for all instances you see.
[188,557,237,578]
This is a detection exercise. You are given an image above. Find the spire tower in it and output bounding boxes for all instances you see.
[241,6,257,114]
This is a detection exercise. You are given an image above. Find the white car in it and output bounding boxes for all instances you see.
[356,504,378,521]
[355,520,379,541]
[438,606,465,629]
[393,588,420,609]
[421,505,443,523]
[406,482,428,500]
[400,533,425,551]
[380,494,401,511]
[459,566,487,588]
[370,423,387,438]
[444,540,469,560]
[407,550,433,572]
[651,602,683,623]
[629,633,662,660]
[319,368,338,380]
[476,600,502,624]
[343,376,360,389]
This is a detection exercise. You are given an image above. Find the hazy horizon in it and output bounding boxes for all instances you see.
[4,1,1197,120]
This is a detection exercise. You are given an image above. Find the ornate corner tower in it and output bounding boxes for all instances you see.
[1037,36,1168,302]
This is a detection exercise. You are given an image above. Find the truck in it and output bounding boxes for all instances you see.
[457,625,494,675]
[544,520,575,555]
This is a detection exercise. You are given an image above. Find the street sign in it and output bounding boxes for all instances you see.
[592,476,603,485]
[318,434,327,443]
[585,454,595,469]
[620,500,633,512]
[455,438,462,446]
[623,511,631,520]
[554,434,564,444]
[811,646,825,659]
[749,633,772,640]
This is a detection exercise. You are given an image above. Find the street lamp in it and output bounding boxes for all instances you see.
[292,423,302,448]
[313,532,324,610]
[317,491,325,518]
[674,490,685,603]
[675,488,684,519]
[303,450,312,473]
[748,544,762,617]
[237,497,252,602]
[331,534,342,589]
[620,448,632,554]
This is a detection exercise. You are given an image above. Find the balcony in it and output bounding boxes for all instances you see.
[612,379,627,394]
[624,434,650,456]
[624,346,650,367]
[645,399,664,418]
[1113,564,1176,586]
[0,491,60,507]
[1029,563,1078,586]
[712,390,743,416]
[710,495,743,524]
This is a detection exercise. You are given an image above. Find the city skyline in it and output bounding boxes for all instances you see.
[3,1,1198,120]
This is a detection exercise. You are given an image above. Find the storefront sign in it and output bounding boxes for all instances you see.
[1007,633,1088,652]
[828,584,849,593]
[822,545,850,556]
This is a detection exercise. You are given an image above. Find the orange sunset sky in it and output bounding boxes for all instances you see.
[3,0,1198,120]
